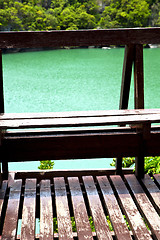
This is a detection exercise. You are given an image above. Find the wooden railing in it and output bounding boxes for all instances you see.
[0,28,160,180]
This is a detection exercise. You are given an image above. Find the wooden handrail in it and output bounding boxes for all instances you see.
[0,28,160,49]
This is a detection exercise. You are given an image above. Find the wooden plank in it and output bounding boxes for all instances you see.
[15,169,133,182]
[110,175,152,240]
[141,174,160,212]
[1,113,160,129]
[54,177,73,240]
[1,112,160,129]
[125,174,160,239]
[83,176,112,240]
[0,181,7,217]
[3,127,160,162]
[153,174,160,186]
[68,177,93,240]
[21,179,36,240]
[1,109,160,120]
[97,176,132,240]
[0,28,160,49]
[39,180,53,240]
[2,180,22,240]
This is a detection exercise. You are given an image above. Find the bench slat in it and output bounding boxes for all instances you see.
[125,174,160,239]
[154,174,160,187]
[0,181,7,216]
[83,176,112,240]
[54,177,73,240]
[68,177,93,240]
[97,176,132,240]
[142,174,160,212]
[0,113,160,129]
[21,179,36,240]
[39,180,53,240]
[1,109,160,120]
[110,175,152,240]
[2,180,22,240]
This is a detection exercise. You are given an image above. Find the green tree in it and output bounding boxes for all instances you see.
[99,0,151,28]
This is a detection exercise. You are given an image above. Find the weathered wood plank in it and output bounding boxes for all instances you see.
[125,174,160,239]
[0,28,160,49]
[1,109,160,120]
[97,176,132,240]
[1,112,160,129]
[83,176,112,240]
[68,177,93,240]
[0,181,7,218]
[110,175,152,240]
[141,174,160,212]
[21,179,36,240]
[39,180,53,240]
[2,180,22,240]
[54,177,73,240]
[153,174,160,187]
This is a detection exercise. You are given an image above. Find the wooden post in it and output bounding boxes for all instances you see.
[0,50,7,181]
[119,45,135,110]
[0,50,4,114]
[134,44,145,179]
[116,45,135,174]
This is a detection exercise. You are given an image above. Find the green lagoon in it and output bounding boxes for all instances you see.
[2,48,160,171]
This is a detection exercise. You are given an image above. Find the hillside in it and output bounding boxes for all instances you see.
[0,0,160,31]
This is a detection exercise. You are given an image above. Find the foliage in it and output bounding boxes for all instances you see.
[99,0,151,28]
[0,0,159,31]
[38,160,54,170]
[111,156,160,174]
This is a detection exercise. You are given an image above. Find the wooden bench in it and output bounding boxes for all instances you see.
[1,108,160,180]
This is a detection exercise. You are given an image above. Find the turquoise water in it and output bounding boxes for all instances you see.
[2,48,160,171]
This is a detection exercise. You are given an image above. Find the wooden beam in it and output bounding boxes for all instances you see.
[0,50,4,114]
[117,45,135,174]
[119,45,135,110]
[0,28,160,49]
[134,44,144,109]
[134,44,145,178]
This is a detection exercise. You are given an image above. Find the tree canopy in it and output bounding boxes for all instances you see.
[0,0,160,31]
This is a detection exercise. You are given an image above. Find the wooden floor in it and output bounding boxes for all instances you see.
[0,172,159,240]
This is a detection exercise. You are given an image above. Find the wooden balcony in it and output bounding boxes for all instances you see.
[0,28,160,239]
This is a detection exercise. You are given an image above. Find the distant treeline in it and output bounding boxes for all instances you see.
[0,0,160,31]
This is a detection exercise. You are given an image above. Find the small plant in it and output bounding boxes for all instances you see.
[38,160,54,170]
[111,156,160,174]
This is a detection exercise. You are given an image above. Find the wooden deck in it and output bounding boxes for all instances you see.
[0,172,159,240]
[0,28,160,239]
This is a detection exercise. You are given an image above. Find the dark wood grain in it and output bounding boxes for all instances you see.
[21,179,36,240]
[97,176,132,240]
[54,177,73,240]
[0,50,4,114]
[68,177,93,240]
[110,175,152,240]
[0,28,160,49]
[125,174,160,239]
[2,180,22,240]
[83,176,112,240]
[141,174,160,213]
[39,180,53,240]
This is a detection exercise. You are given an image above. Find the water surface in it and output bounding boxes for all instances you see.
[3,48,160,170]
